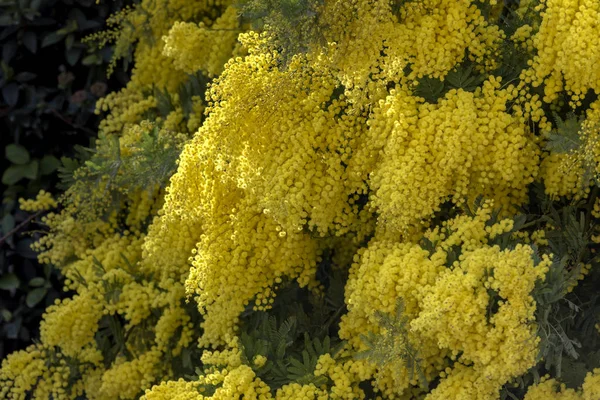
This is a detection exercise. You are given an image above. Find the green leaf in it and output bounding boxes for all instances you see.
[275,337,287,359]
[354,298,428,388]
[2,83,19,106]
[0,309,12,322]
[3,41,17,63]
[23,160,39,180]
[41,32,62,48]
[65,33,74,50]
[2,214,15,234]
[0,273,20,290]
[29,277,46,287]
[82,54,100,66]
[16,239,37,259]
[2,165,25,185]
[445,66,471,88]
[5,144,30,165]
[26,287,47,307]
[444,65,485,92]
[40,155,61,175]
[561,360,588,388]
[56,19,78,35]
[66,47,82,66]
[22,31,37,53]
[546,113,583,153]
[182,347,192,369]
[415,76,444,103]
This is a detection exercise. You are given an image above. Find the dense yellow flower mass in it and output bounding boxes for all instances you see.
[530,0,600,105]
[4,0,600,399]
[362,77,539,232]
[340,205,550,398]
[163,6,241,77]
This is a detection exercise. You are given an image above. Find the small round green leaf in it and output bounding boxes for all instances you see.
[22,31,37,53]
[23,159,39,180]
[40,155,61,175]
[66,47,82,66]
[30,0,42,10]
[5,144,30,165]
[2,83,19,106]
[29,277,46,287]
[1,214,15,234]
[82,54,100,66]
[26,287,47,307]
[2,165,25,185]
[2,41,17,62]
[43,263,52,278]
[0,273,20,290]
[0,309,12,322]
[65,33,74,49]
[16,239,37,259]
[41,32,62,48]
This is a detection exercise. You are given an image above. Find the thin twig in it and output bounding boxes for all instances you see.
[0,210,45,247]
[50,108,96,136]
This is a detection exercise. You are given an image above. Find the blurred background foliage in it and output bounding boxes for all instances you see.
[0,0,129,360]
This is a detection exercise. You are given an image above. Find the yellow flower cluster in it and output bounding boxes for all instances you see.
[146,3,542,352]
[142,379,204,400]
[0,343,105,399]
[340,205,550,398]
[413,243,548,396]
[531,0,600,105]
[9,8,237,392]
[98,348,163,399]
[94,0,237,136]
[540,100,600,198]
[6,0,600,399]
[40,290,104,357]
[2,184,199,399]
[19,190,57,212]
[184,200,321,346]
[313,354,372,399]
[253,354,267,368]
[275,383,329,400]
[524,369,600,400]
[1,345,49,400]
[146,341,274,399]
[511,24,535,52]
[361,76,539,232]
[163,6,240,77]
[318,0,503,104]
